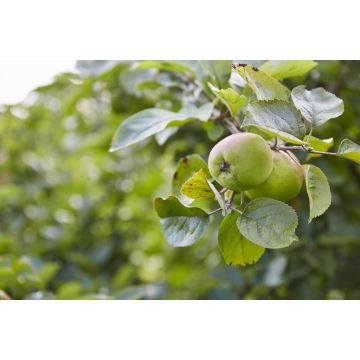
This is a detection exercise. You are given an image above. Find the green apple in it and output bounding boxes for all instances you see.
[246,150,303,202]
[208,133,273,191]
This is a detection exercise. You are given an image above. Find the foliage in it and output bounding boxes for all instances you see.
[0,60,359,299]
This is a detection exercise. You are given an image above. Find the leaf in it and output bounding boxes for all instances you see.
[180,169,214,200]
[76,60,125,77]
[155,127,178,145]
[218,212,265,266]
[337,139,360,164]
[172,154,210,205]
[236,64,290,101]
[236,198,298,249]
[242,100,306,144]
[208,83,247,117]
[260,60,317,80]
[180,102,214,122]
[304,136,334,159]
[291,85,344,127]
[202,121,224,141]
[135,60,196,76]
[154,196,209,247]
[110,105,212,151]
[303,165,331,223]
[200,60,232,88]
[121,69,157,94]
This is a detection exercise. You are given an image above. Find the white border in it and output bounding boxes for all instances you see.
[0,1,358,358]
[0,0,359,59]
[0,300,358,359]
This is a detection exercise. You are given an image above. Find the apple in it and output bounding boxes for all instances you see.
[246,150,303,202]
[208,133,273,191]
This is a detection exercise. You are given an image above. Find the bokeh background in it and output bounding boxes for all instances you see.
[0,60,359,300]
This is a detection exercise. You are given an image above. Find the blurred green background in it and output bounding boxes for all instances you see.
[0,60,359,300]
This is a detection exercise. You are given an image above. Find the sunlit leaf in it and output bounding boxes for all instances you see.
[218,212,265,266]
[236,64,290,101]
[304,135,334,159]
[208,83,247,117]
[260,60,317,79]
[172,154,210,205]
[303,165,332,223]
[337,139,360,164]
[180,169,214,200]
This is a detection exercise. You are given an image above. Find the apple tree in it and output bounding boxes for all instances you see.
[111,60,360,267]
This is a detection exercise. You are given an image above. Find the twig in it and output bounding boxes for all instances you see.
[226,191,235,209]
[208,208,222,216]
[273,145,338,157]
[224,119,240,134]
[230,206,243,215]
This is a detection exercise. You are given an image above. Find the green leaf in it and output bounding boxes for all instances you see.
[172,154,210,205]
[135,60,196,76]
[200,60,232,88]
[180,102,214,122]
[337,139,360,164]
[260,60,317,80]
[208,83,247,117]
[242,100,306,144]
[110,109,188,151]
[218,212,265,266]
[155,127,178,145]
[180,169,214,200]
[303,165,331,223]
[154,196,209,247]
[236,64,290,101]
[76,60,125,77]
[291,85,344,127]
[236,198,298,249]
[110,105,212,151]
[304,136,334,159]
[202,121,224,141]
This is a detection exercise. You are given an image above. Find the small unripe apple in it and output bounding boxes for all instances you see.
[208,133,273,192]
[246,150,303,202]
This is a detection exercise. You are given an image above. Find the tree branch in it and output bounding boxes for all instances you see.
[226,191,235,209]
[208,208,222,216]
[273,144,338,157]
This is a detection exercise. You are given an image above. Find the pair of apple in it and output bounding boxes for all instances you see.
[208,133,303,201]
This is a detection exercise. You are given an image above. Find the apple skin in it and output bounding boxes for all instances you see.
[208,133,273,192]
[246,150,303,202]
